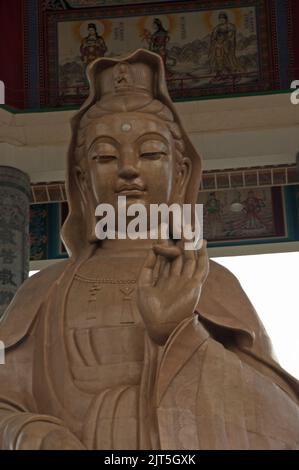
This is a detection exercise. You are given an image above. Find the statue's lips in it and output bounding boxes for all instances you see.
[116,185,146,197]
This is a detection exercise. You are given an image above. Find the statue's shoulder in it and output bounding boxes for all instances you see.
[24,259,71,287]
[206,259,252,296]
[199,258,268,347]
[207,258,239,282]
[203,258,249,299]
[0,259,72,348]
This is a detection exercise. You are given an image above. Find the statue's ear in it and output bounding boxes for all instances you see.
[177,157,192,201]
[74,164,98,244]
[74,165,88,207]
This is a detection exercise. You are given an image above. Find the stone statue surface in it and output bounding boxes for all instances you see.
[0,49,298,450]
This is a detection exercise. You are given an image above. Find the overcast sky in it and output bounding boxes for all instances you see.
[215,252,299,379]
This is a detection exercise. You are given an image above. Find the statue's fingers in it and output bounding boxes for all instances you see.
[153,243,181,285]
[153,253,162,282]
[153,254,166,286]
[182,249,196,278]
[153,244,181,260]
[155,258,171,287]
[170,254,183,277]
[157,253,170,282]
[138,249,157,286]
[193,240,209,285]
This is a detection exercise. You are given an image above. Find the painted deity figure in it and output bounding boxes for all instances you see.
[205,192,222,239]
[80,23,107,66]
[209,12,240,82]
[242,190,266,231]
[0,50,298,450]
[147,19,170,66]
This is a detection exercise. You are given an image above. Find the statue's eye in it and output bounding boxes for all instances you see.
[92,155,117,163]
[139,140,168,160]
[140,152,167,160]
[90,143,118,162]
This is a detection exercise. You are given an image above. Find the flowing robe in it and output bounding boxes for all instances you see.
[0,255,298,449]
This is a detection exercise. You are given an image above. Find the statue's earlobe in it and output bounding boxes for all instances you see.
[178,157,192,200]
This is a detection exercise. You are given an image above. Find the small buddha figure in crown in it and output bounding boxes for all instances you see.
[0,50,298,450]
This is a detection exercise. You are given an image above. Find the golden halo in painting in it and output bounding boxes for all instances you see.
[77,19,112,40]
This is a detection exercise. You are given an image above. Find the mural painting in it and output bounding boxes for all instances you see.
[46,1,270,104]
[198,187,286,243]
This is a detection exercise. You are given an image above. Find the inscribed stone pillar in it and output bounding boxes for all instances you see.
[0,166,30,319]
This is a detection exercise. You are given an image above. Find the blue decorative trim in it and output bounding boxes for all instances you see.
[284,185,299,240]
[275,0,290,89]
[48,203,68,259]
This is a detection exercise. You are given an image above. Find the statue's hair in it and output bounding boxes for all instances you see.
[74,98,186,180]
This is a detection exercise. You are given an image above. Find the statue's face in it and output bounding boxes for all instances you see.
[77,112,190,227]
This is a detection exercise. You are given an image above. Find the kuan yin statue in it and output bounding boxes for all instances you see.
[0,49,298,450]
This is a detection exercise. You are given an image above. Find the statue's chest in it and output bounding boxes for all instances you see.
[67,274,140,327]
[64,256,145,389]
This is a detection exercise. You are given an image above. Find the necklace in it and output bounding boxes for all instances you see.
[75,273,136,285]
[74,273,137,323]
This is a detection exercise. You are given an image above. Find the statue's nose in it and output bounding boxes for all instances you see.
[118,146,139,179]
[118,164,139,180]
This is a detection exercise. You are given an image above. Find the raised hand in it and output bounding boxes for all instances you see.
[137,240,209,345]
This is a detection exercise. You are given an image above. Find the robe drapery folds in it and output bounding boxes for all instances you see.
[0,257,298,449]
